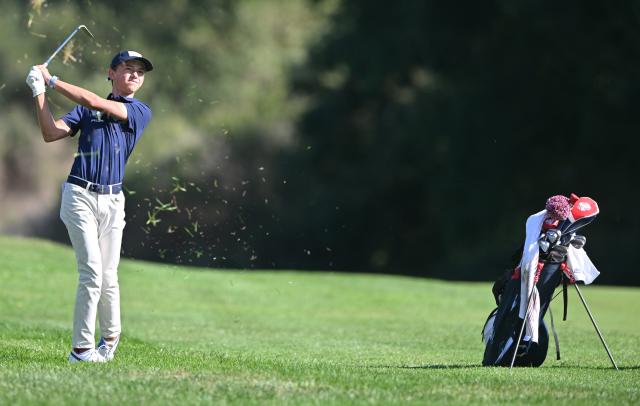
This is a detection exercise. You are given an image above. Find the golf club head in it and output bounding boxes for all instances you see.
[538,239,550,253]
[78,25,95,39]
[570,234,587,249]
[545,229,561,244]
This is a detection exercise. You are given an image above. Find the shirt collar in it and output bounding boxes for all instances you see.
[107,93,136,103]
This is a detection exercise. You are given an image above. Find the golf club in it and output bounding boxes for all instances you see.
[510,285,536,369]
[43,24,95,67]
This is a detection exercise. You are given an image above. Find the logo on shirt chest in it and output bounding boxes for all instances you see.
[91,110,116,123]
[90,109,104,123]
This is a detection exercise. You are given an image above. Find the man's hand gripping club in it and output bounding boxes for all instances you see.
[26,66,47,98]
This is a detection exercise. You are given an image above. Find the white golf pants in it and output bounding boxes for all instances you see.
[60,182,125,349]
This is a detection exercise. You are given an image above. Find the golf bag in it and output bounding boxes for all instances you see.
[482,261,563,367]
[482,195,600,367]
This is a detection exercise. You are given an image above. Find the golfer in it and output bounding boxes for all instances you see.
[26,51,153,363]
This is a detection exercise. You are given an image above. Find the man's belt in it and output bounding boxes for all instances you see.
[67,176,122,195]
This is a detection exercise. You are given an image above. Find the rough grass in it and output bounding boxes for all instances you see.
[0,236,638,405]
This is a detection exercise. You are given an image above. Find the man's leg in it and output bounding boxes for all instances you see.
[60,183,103,351]
[97,192,126,355]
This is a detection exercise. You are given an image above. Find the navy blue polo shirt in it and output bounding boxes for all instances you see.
[61,94,151,186]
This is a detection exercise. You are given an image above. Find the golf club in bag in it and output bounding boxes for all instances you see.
[481,194,618,369]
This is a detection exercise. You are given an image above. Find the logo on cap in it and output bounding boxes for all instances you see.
[110,50,154,72]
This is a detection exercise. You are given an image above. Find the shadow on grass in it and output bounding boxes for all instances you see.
[545,364,638,371]
[368,363,640,370]
[367,364,480,370]
[618,366,640,370]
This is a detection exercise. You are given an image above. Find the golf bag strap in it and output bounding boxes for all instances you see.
[559,262,576,322]
[562,274,568,321]
[548,307,561,360]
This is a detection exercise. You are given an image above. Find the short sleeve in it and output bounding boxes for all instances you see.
[61,105,85,137]
[124,101,152,139]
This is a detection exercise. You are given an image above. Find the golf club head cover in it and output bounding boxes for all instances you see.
[542,218,560,230]
[568,196,599,222]
[545,195,571,221]
[569,193,580,204]
[26,66,46,97]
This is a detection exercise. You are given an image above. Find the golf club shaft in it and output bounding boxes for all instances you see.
[43,25,94,67]
[573,283,619,370]
[44,27,81,67]
[510,286,535,369]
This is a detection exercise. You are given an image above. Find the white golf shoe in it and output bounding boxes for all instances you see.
[97,336,120,361]
[68,349,107,363]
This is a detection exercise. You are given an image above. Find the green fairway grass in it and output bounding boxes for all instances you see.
[1,236,638,405]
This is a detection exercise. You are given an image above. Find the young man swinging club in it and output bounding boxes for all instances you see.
[26,51,153,363]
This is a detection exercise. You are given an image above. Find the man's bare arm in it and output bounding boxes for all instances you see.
[36,65,128,121]
[34,92,72,143]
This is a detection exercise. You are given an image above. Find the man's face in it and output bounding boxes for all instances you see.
[109,60,146,95]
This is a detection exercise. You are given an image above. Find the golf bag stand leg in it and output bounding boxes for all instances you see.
[573,283,619,370]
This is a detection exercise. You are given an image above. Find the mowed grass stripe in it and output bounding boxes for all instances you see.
[1,236,638,405]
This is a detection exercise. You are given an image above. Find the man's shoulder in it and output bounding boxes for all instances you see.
[123,96,152,114]
[122,97,152,131]
[135,99,152,112]
[109,94,151,109]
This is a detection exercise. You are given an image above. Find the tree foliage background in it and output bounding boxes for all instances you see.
[1,0,638,284]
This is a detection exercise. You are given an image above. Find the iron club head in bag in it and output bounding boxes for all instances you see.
[569,234,587,249]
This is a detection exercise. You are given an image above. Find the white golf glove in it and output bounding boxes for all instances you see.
[26,66,46,97]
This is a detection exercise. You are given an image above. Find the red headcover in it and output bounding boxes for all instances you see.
[568,196,599,222]
[542,218,560,230]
